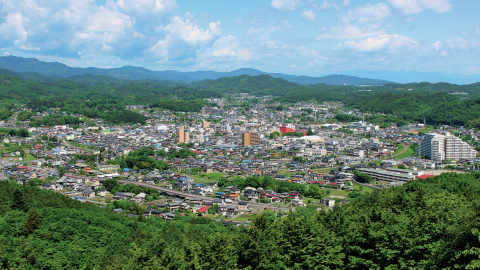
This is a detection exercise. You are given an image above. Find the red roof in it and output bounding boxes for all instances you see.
[315,181,325,184]
[417,174,435,179]
[307,180,314,184]
[328,182,338,186]
[198,206,210,213]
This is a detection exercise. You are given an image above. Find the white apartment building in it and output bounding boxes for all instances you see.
[418,132,476,161]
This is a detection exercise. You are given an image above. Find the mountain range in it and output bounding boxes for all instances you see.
[1,55,479,85]
[0,56,391,86]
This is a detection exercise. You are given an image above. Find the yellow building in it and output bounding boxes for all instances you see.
[242,133,260,147]
[176,126,189,143]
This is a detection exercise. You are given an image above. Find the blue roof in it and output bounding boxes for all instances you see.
[122,168,131,172]
[194,183,206,187]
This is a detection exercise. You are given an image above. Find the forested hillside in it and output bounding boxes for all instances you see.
[2,173,480,269]
[348,91,480,127]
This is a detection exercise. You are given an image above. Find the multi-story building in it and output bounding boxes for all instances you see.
[176,126,189,143]
[418,132,476,161]
[202,120,211,129]
[242,132,260,147]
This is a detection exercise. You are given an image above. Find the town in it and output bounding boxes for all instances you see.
[1,93,478,226]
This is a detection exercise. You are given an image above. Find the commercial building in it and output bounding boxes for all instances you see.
[418,132,476,161]
[280,123,295,134]
[358,168,415,182]
[242,132,260,147]
[175,126,189,143]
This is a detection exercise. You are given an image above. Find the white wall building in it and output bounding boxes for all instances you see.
[418,132,476,161]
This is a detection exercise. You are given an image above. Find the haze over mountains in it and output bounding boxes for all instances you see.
[0,55,478,85]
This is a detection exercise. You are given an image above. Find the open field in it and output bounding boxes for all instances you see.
[395,146,415,160]
[189,172,225,183]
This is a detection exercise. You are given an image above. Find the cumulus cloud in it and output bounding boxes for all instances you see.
[271,0,302,11]
[317,3,390,40]
[302,9,315,21]
[388,0,452,15]
[0,0,228,65]
[342,34,418,52]
[149,15,222,61]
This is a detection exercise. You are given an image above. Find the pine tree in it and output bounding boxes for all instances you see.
[25,207,42,234]
[11,189,27,211]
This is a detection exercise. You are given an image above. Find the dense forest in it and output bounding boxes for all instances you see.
[348,91,480,127]
[2,172,480,269]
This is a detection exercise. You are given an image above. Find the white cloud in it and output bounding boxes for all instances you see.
[149,15,222,61]
[434,41,441,51]
[302,9,315,21]
[318,3,390,41]
[341,3,390,24]
[297,46,319,58]
[0,0,229,64]
[107,0,178,14]
[342,34,418,52]
[388,0,452,15]
[271,0,302,11]
[0,12,28,44]
[247,20,291,37]
[318,0,331,9]
[317,25,383,40]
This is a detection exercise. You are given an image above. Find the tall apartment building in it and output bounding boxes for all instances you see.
[242,133,260,147]
[176,126,189,143]
[418,132,476,161]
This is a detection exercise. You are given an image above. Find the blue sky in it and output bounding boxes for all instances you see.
[0,0,478,76]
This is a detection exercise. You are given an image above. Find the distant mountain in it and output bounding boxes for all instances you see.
[0,56,394,85]
[340,70,480,85]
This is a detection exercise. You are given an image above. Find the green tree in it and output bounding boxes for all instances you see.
[25,207,42,234]
[308,184,322,199]
[11,189,27,212]
[103,178,119,192]
[208,204,219,214]
[57,166,66,178]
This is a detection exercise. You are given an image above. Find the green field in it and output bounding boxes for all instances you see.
[393,144,405,155]
[190,172,225,183]
[395,146,415,160]
[25,153,35,161]
[417,125,434,134]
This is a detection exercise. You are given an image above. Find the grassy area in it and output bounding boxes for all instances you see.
[189,172,225,183]
[232,213,256,222]
[393,144,405,155]
[417,125,434,134]
[395,146,415,160]
[25,153,35,161]
[353,184,375,193]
